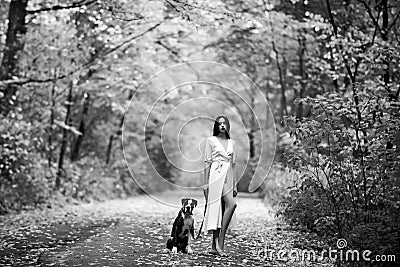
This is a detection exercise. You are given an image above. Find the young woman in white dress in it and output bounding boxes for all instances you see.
[203,115,238,256]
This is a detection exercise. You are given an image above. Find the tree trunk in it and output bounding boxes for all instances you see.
[381,0,390,87]
[106,89,134,164]
[105,134,114,165]
[380,0,394,148]
[296,33,306,118]
[0,0,29,115]
[56,81,73,189]
[48,72,57,168]
[248,130,255,159]
[70,93,90,161]
[381,0,389,41]
[106,115,124,164]
[271,40,287,121]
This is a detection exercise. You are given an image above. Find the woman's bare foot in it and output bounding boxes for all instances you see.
[217,239,227,256]
[214,239,226,256]
[213,237,225,256]
[218,236,224,251]
[208,248,218,255]
[211,235,217,251]
[215,247,226,256]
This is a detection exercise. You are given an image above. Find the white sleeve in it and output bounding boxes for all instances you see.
[204,138,213,163]
[231,139,236,164]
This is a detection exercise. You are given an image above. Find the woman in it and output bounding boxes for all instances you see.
[203,115,238,256]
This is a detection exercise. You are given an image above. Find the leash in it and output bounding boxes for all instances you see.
[195,193,208,240]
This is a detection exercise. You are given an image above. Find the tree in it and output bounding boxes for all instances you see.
[0,0,29,115]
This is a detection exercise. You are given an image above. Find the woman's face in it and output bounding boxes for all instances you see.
[218,117,227,133]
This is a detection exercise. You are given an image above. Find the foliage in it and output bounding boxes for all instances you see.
[1,0,247,213]
[0,0,178,214]
[260,163,298,209]
[281,67,400,262]
[0,109,51,213]
[270,0,400,264]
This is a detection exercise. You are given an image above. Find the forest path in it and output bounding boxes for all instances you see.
[0,189,332,266]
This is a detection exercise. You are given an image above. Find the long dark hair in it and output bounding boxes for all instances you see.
[213,115,231,139]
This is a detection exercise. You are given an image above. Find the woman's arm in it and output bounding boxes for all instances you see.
[203,163,211,199]
[232,164,237,185]
[231,151,238,196]
[204,162,211,185]
[203,138,212,198]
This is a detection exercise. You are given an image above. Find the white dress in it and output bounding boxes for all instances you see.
[203,136,238,233]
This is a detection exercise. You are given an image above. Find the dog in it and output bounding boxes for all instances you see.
[166,198,198,254]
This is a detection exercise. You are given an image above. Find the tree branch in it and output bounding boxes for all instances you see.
[325,0,338,36]
[27,0,96,14]
[388,11,400,32]
[164,0,254,21]
[355,0,382,34]
[155,40,180,61]
[167,0,227,16]
[0,22,162,87]
[164,0,181,13]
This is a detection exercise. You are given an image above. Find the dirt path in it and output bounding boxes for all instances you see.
[0,190,333,266]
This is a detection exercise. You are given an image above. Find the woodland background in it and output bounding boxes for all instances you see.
[0,0,399,265]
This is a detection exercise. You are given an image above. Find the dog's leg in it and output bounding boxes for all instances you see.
[190,221,195,240]
[170,214,181,253]
[186,231,193,254]
[167,219,176,251]
[172,228,180,253]
[166,238,173,250]
[172,231,178,254]
[171,233,178,253]
[187,221,195,254]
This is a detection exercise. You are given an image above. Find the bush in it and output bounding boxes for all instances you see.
[280,86,400,261]
[260,164,298,209]
[0,111,51,213]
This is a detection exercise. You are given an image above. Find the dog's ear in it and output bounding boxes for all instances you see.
[192,199,198,207]
[181,198,189,206]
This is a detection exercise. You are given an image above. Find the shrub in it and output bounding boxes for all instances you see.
[280,85,400,260]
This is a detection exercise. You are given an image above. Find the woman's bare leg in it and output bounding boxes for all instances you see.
[211,228,220,251]
[218,183,237,251]
[211,201,226,255]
